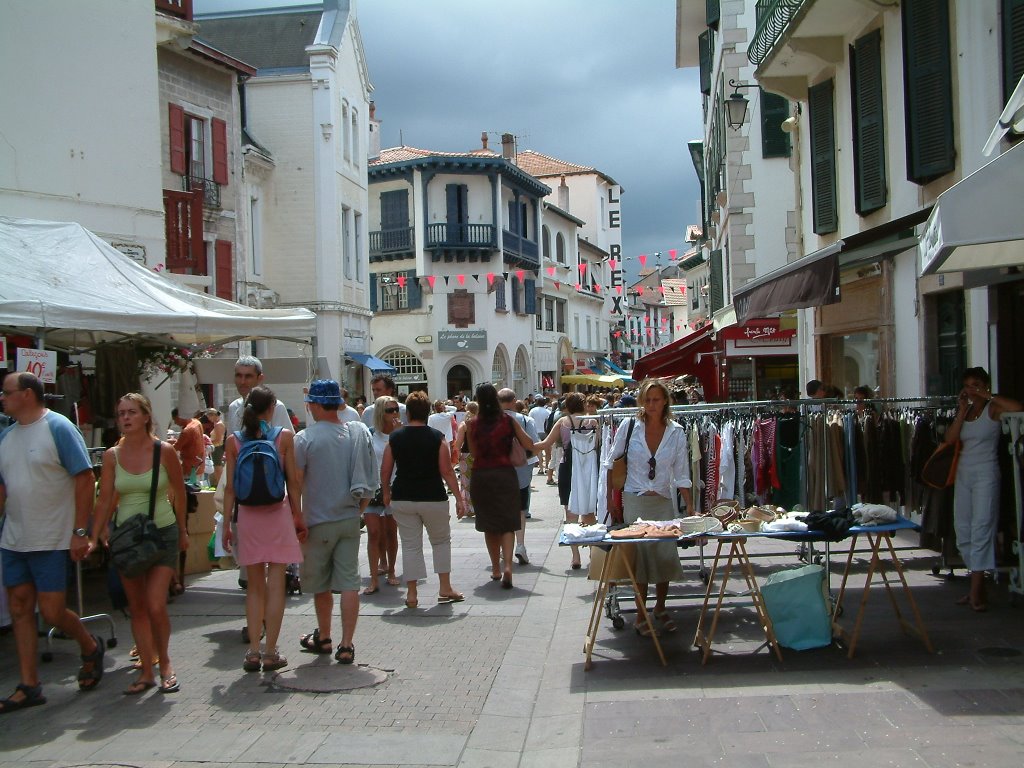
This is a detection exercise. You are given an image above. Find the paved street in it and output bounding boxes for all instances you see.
[2,479,1024,768]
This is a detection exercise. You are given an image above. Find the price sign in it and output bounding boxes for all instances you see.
[16,348,57,384]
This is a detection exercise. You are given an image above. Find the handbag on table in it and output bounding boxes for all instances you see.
[609,418,636,491]
[920,440,960,489]
[109,441,166,578]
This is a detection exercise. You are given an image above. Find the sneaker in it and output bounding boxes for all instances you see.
[514,545,530,565]
[524,511,532,519]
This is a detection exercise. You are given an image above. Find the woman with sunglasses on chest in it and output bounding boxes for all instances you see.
[363,396,401,594]
[606,379,693,637]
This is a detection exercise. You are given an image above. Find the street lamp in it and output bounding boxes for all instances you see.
[379,274,400,299]
[726,79,757,130]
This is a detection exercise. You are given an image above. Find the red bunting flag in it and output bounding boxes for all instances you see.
[668,249,677,259]
[574,283,582,291]
[554,281,560,290]
[426,275,436,290]
[593,283,601,292]
[609,260,617,270]
[658,286,665,295]
[457,274,465,286]
[616,285,623,294]
[487,272,495,285]
[638,254,647,267]
[546,266,556,276]
[578,263,587,274]
[516,270,525,282]
[396,275,406,288]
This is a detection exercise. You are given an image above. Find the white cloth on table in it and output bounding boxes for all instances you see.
[852,503,898,525]
[562,523,607,543]
[762,518,809,533]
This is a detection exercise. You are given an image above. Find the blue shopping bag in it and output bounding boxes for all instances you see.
[760,564,833,650]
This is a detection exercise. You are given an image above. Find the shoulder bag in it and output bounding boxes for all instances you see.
[109,441,167,578]
[508,414,528,467]
[609,417,636,491]
[920,440,960,489]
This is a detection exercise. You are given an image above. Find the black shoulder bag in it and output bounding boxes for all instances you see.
[109,441,167,578]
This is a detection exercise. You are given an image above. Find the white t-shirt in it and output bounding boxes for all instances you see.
[338,405,362,424]
[0,410,92,551]
[528,405,552,436]
[427,412,455,442]
[227,396,293,435]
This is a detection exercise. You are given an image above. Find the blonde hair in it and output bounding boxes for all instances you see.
[118,392,158,440]
[465,401,479,416]
[637,379,672,425]
[372,396,398,433]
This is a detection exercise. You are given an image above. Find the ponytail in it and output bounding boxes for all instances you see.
[242,385,276,440]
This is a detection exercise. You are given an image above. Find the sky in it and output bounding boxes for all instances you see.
[194,0,704,283]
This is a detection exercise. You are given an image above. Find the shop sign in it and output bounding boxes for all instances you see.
[394,373,426,384]
[16,348,57,383]
[0,337,6,368]
[438,329,487,351]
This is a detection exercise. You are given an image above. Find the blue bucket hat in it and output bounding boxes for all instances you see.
[305,379,343,405]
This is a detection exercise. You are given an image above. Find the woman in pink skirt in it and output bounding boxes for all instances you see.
[223,385,307,673]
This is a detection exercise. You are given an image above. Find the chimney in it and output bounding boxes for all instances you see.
[480,132,488,150]
[501,132,516,161]
[558,175,570,212]
[368,100,381,159]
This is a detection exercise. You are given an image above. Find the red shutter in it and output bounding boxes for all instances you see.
[191,190,205,271]
[169,103,186,175]
[215,240,233,300]
[212,118,228,185]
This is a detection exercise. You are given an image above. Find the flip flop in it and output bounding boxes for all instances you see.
[123,679,157,696]
[437,592,465,603]
[361,585,379,595]
[158,674,180,693]
[386,576,401,586]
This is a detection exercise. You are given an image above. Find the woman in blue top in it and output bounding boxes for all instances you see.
[93,393,188,695]
[944,367,1021,611]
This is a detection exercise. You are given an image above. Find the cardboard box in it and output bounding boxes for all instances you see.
[187,490,216,535]
[183,534,213,576]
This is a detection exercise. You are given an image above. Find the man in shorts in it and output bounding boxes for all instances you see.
[0,372,104,713]
[294,380,377,664]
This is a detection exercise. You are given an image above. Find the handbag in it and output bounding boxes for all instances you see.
[609,418,636,491]
[508,414,528,467]
[920,440,960,489]
[109,441,166,578]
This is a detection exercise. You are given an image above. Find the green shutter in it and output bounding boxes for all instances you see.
[709,249,724,314]
[699,30,712,95]
[902,0,955,183]
[852,30,887,214]
[761,89,791,158]
[1004,0,1024,102]
[369,272,378,312]
[407,272,422,309]
[706,0,720,29]
[809,79,838,235]
[524,278,536,314]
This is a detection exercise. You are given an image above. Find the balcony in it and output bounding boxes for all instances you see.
[369,227,414,262]
[750,0,878,101]
[501,230,540,270]
[426,223,496,263]
[182,175,220,208]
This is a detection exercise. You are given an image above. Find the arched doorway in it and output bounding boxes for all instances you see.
[491,346,509,389]
[447,364,472,398]
[381,348,428,394]
[513,346,530,399]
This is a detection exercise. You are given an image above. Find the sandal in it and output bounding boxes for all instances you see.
[299,628,333,654]
[261,650,287,672]
[386,575,401,587]
[362,584,379,595]
[123,679,156,696]
[243,650,262,672]
[634,620,658,638]
[438,592,465,603]
[405,597,419,609]
[0,683,46,714]
[334,644,355,665]
[654,610,678,633]
[158,674,180,693]
[77,634,105,691]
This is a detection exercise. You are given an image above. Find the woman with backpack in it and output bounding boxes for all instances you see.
[222,385,307,673]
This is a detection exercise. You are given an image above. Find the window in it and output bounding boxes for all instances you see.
[168,104,227,205]
[709,249,724,313]
[761,89,791,158]
[545,298,554,331]
[542,226,551,261]
[342,102,351,162]
[491,349,508,386]
[188,116,205,180]
[342,206,352,279]
[809,79,838,234]
[495,278,507,311]
[537,300,543,330]
[351,109,359,165]
[851,29,887,214]
[215,240,233,300]
[163,189,203,273]
[382,350,426,381]
[381,270,409,311]
[1004,0,1024,103]
[903,0,955,183]
[556,299,566,333]
[511,275,521,313]
[447,184,469,242]
[354,212,363,282]
[524,278,536,314]
[507,200,528,237]
[555,232,566,264]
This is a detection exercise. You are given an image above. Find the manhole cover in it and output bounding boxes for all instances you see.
[978,647,1022,657]
[270,662,388,692]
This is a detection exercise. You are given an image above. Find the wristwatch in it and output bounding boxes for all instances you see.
[73,527,89,538]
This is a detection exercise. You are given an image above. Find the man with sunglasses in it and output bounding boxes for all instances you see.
[361,373,408,429]
[0,372,105,713]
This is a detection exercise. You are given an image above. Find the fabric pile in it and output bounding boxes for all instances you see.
[851,502,898,525]
[561,523,608,543]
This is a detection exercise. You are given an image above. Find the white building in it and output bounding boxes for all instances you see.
[367,137,550,398]
[198,0,374,404]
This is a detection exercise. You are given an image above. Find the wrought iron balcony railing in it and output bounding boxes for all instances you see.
[182,175,220,208]
[748,0,805,67]
[369,227,414,254]
[425,222,496,248]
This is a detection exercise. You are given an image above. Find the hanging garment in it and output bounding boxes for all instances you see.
[775,414,801,510]
[689,422,703,514]
[568,422,600,518]
[735,426,748,507]
[717,421,736,502]
[703,424,721,513]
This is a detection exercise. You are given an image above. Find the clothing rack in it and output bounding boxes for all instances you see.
[1002,412,1024,602]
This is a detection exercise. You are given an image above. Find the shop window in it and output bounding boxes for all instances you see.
[826,331,880,396]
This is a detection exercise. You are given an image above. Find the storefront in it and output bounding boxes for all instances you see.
[721,319,798,400]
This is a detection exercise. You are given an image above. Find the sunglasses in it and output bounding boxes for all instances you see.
[647,456,657,480]
[384,407,400,414]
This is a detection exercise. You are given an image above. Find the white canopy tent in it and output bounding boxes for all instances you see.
[0,217,316,351]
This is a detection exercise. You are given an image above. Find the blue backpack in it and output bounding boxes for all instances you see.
[233,427,286,506]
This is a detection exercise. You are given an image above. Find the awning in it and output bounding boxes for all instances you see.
[595,356,637,384]
[983,73,1024,156]
[733,242,842,324]
[346,352,396,373]
[920,140,1024,275]
[632,326,715,380]
[561,373,624,387]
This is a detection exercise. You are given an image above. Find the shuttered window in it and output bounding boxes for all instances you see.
[369,273,377,312]
[214,240,232,300]
[809,80,838,234]
[1004,0,1024,102]
[407,273,422,309]
[381,189,409,229]
[698,30,712,95]
[851,30,887,214]
[761,89,791,158]
[211,118,228,185]
[169,103,186,175]
[902,0,955,183]
[706,0,720,29]
[524,279,536,314]
[709,249,724,314]
[511,276,521,313]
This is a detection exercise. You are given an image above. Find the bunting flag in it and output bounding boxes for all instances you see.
[593,283,601,292]
[668,249,677,260]
[515,269,525,282]
[609,259,617,270]
[487,272,495,286]
[658,286,665,295]
[574,283,581,291]
[546,266,556,276]
[443,276,450,286]
[426,275,436,290]
[577,263,587,274]
[638,254,647,267]
[554,281,560,290]
[457,274,465,286]
[396,275,406,288]
[615,285,623,294]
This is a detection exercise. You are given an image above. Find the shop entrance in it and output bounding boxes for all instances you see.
[997,279,1024,398]
[447,364,472,398]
